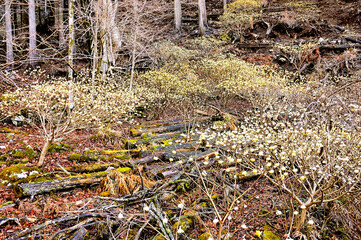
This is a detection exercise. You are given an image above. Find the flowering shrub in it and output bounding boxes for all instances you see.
[198,96,361,234]
[220,0,262,41]
[137,54,289,117]
[0,76,139,166]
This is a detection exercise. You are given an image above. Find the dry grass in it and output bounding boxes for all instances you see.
[101,171,156,196]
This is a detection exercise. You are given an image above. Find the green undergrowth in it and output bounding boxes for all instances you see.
[48,142,73,153]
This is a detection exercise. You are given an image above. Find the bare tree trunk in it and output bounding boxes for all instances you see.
[29,0,37,67]
[295,208,307,232]
[56,0,65,46]
[198,0,207,36]
[5,0,14,69]
[223,0,227,11]
[37,136,54,167]
[129,0,139,91]
[174,0,182,30]
[68,0,75,80]
[92,0,121,76]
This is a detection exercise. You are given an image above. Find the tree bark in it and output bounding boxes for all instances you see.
[56,0,65,46]
[198,0,207,35]
[37,137,53,167]
[174,0,182,30]
[14,168,130,197]
[29,0,37,67]
[68,0,75,80]
[5,0,14,69]
[295,208,307,232]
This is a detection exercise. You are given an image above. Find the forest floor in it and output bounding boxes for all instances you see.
[1,0,361,239]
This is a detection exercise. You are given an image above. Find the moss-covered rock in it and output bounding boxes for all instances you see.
[199,232,213,240]
[173,216,194,233]
[1,127,28,135]
[0,165,43,185]
[10,149,24,158]
[48,142,73,153]
[263,225,280,240]
[24,145,38,159]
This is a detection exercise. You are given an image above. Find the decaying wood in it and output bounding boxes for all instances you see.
[237,43,272,49]
[129,152,166,165]
[124,132,181,149]
[70,227,88,240]
[57,163,123,174]
[131,122,196,136]
[148,202,175,240]
[15,168,131,197]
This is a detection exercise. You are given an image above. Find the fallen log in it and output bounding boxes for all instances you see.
[130,122,196,137]
[56,163,123,174]
[237,43,272,49]
[148,150,216,177]
[123,132,181,149]
[70,227,88,240]
[14,167,131,197]
[130,117,209,137]
[129,152,166,165]
[345,37,361,44]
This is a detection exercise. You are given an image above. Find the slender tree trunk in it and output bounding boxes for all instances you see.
[5,0,14,69]
[56,0,65,46]
[68,0,75,80]
[129,0,139,91]
[223,0,227,11]
[198,0,207,36]
[174,0,182,30]
[29,0,37,67]
[37,137,53,167]
[295,208,307,232]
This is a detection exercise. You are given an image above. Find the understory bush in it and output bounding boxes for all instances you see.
[220,0,262,41]
[136,52,289,118]
[0,76,139,166]
[198,86,361,237]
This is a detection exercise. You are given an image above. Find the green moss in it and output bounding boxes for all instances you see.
[68,153,104,162]
[130,128,139,136]
[69,153,83,161]
[110,154,130,160]
[141,132,153,139]
[62,163,121,173]
[173,216,193,232]
[263,225,280,240]
[1,127,28,135]
[10,150,24,158]
[24,145,38,159]
[84,150,100,154]
[199,232,213,240]
[0,165,43,185]
[152,235,167,240]
[48,143,73,153]
[115,167,132,173]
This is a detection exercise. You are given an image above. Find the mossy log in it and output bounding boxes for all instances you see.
[57,163,123,174]
[153,143,195,151]
[129,152,166,165]
[14,167,131,197]
[68,150,141,162]
[135,118,183,128]
[130,122,198,137]
[147,150,215,177]
[123,133,180,149]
